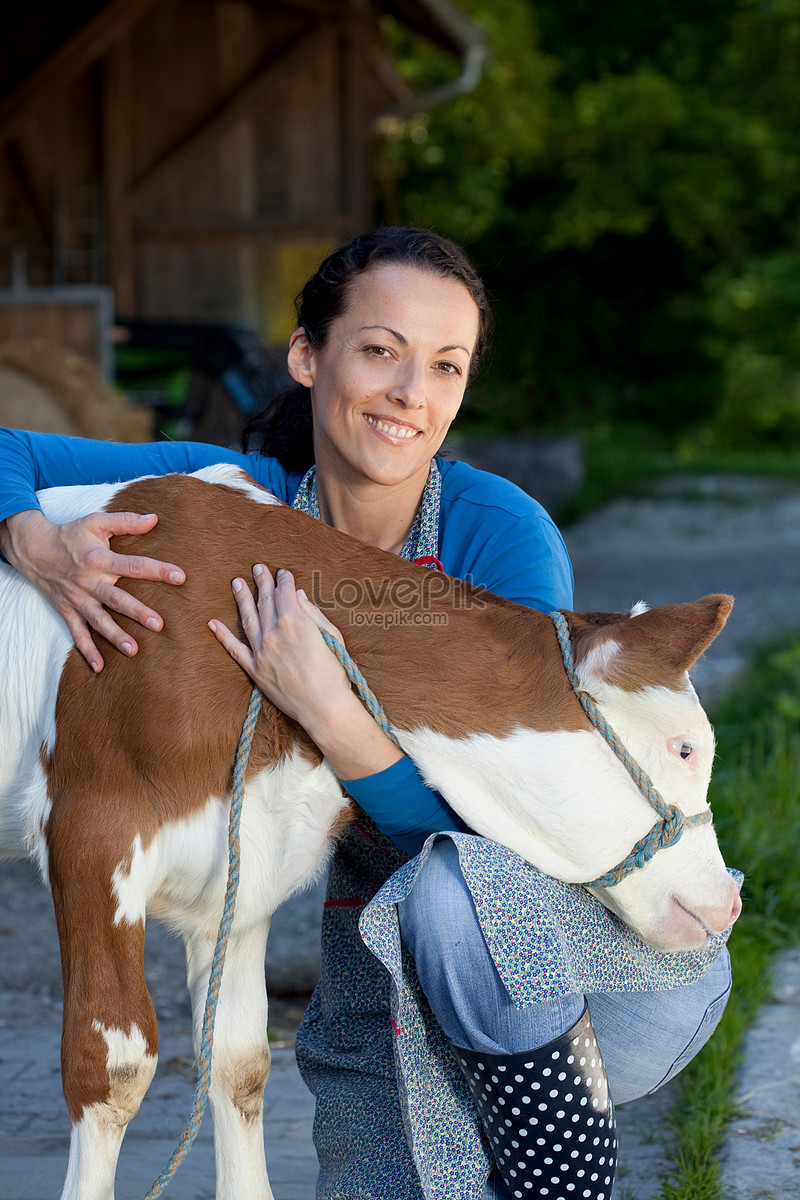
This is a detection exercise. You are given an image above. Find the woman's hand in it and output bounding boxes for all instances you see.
[0,508,185,673]
[209,566,402,779]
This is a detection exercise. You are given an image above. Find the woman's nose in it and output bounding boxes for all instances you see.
[388,362,426,407]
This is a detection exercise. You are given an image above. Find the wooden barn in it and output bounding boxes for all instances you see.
[0,0,484,357]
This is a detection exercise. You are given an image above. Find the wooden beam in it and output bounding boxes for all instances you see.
[133,216,354,242]
[0,0,161,143]
[128,22,324,209]
[4,140,51,242]
[245,0,338,14]
[339,17,371,230]
[102,39,135,312]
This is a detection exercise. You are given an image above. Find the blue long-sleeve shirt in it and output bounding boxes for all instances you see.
[0,428,574,852]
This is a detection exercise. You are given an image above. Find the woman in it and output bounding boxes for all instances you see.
[0,228,732,1200]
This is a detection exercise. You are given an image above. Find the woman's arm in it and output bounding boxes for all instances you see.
[0,428,263,522]
[210,501,574,853]
[0,429,273,670]
[0,506,185,670]
[209,566,467,855]
[339,759,470,854]
[209,566,403,778]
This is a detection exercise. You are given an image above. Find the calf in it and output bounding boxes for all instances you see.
[0,464,740,1200]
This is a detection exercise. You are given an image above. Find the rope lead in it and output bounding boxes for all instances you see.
[139,632,394,1198]
[140,611,709,1196]
[140,686,262,1200]
[319,628,404,751]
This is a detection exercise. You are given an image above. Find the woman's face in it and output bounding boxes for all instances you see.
[288,263,481,490]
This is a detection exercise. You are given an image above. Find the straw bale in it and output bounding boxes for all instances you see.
[0,339,152,442]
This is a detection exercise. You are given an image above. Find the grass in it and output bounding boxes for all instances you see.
[548,422,800,525]
[654,640,800,1199]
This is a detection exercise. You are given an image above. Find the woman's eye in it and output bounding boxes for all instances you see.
[364,345,391,358]
[435,361,462,376]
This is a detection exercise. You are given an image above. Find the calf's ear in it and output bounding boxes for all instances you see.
[569,594,734,691]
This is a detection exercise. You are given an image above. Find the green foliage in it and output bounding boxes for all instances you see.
[548,420,800,525]
[377,0,800,445]
[703,253,800,445]
[375,1,554,241]
[713,348,800,447]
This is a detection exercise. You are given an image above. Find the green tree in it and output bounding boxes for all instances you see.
[375,0,555,242]
[378,0,800,444]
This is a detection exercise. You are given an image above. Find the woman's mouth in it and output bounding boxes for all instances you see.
[364,414,421,443]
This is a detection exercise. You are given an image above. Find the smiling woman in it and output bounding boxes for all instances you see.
[0,226,737,1200]
[286,264,479,550]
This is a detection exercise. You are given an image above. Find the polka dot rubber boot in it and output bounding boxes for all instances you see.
[454,1005,616,1200]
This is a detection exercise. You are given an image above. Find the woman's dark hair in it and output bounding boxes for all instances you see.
[241,226,491,470]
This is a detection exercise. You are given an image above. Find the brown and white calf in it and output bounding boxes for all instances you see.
[0,464,740,1200]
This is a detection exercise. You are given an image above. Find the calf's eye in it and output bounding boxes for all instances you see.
[668,736,697,766]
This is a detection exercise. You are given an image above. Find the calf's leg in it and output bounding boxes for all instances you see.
[50,847,158,1200]
[184,918,274,1200]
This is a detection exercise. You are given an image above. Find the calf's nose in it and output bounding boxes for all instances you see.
[728,887,743,926]
[695,883,742,934]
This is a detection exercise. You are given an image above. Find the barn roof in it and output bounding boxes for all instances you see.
[0,0,488,331]
[0,0,484,131]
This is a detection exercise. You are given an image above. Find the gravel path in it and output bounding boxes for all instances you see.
[1,473,799,1200]
[567,474,800,704]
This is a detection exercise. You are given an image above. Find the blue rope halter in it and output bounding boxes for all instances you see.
[322,620,712,890]
[548,610,712,889]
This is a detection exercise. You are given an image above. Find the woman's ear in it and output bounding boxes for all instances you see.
[287,328,315,388]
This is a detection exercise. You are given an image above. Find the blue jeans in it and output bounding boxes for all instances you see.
[397,841,732,1198]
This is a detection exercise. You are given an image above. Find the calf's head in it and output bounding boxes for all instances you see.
[566,595,740,950]
[400,594,740,952]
